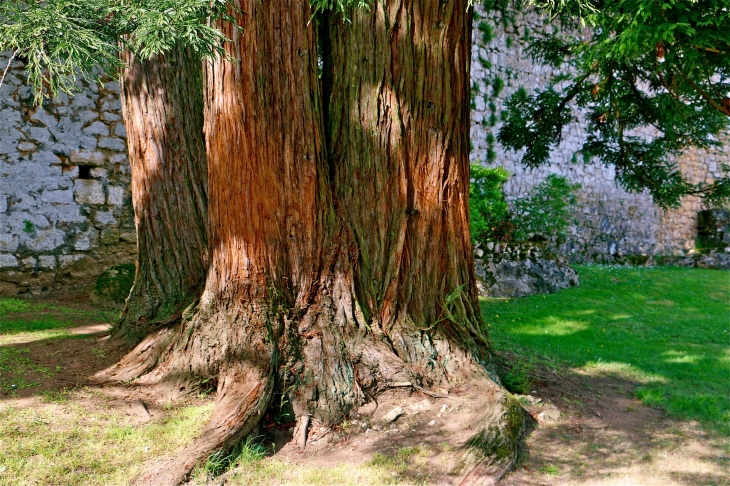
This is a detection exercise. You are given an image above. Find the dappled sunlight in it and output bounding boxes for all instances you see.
[0,392,213,485]
[485,265,730,436]
[515,317,589,336]
[581,360,667,384]
[0,329,72,346]
[662,350,702,365]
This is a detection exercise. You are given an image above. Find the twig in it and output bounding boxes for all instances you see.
[0,50,17,92]
[385,381,450,398]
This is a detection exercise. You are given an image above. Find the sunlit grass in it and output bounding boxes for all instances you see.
[483,265,730,436]
[0,298,106,346]
[215,443,439,485]
[0,394,213,486]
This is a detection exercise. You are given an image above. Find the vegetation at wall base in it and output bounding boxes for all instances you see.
[469,163,580,246]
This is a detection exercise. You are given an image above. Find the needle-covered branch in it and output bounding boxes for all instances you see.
[499,0,730,208]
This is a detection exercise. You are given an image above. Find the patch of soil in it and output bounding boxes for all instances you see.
[3,298,728,486]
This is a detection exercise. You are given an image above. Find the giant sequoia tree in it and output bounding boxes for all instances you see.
[7,0,729,483]
[2,1,524,484]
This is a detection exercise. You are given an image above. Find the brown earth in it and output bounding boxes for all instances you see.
[1,298,728,485]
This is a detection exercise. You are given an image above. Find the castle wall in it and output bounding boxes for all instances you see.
[0,51,135,295]
[469,4,729,261]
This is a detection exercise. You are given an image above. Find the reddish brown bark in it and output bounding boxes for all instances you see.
[104,2,524,484]
[328,0,491,370]
[116,46,208,339]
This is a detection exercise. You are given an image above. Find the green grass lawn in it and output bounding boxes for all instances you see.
[483,265,730,436]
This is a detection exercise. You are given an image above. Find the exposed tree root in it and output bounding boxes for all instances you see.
[99,285,525,485]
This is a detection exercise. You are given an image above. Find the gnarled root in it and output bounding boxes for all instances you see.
[135,362,275,485]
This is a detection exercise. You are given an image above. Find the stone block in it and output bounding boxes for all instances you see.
[102,112,121,122]
[38,255,56,270]
[0,254,19,268]
[20,256,36,269]
[79,135,98,150]
[0,234,18,252]
[98,137,126,151]
[74,229,99,251]
[83,121,110,137]
[55,205,86,224]
[70,150,105,166]
[27,127,52,144]
[42,189,75,204]
[25,229,65,251]
[17,142,36,151]
[90,168,108,179]
[95,211,117,227]
[107,186,125,206]
[30,107,58,127]
[75,179,105,205]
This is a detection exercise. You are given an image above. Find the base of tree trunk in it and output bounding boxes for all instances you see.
[97,291,528,485]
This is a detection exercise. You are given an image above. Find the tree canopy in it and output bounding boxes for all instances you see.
[498,0,730,207]
[2,0,728,204]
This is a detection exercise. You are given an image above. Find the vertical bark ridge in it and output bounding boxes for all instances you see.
[329,0,491,379]
[118,45,208,338]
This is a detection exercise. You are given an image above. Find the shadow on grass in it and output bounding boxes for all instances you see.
[483,265,730,437]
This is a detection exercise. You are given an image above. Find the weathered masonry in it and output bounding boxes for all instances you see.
[1,6,729,294]
[469,4,729,262]
[0,51,135,295]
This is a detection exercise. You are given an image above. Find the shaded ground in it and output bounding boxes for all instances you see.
[1,265,728,485]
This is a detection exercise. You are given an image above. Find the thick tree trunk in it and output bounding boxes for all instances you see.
[104,2,524,484]
[328,0,491,372]
[115,46,208,341]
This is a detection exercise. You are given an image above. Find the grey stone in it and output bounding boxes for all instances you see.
[90,168,108,179]
[95,211,117,226]
[20,256,36,269]
[70,150,105,166]
[382,406,404,423]
[107,186,125,206]
[25,229,65,251]
[27,127,52,144]
[0,234,18,252]
[98,137,126,151]
[83,121,110,137]
[17,142,36,151]
[0,255,18,268]
[74,229,99,251]
[74,180,105,205]
[537,409,561,422]
[29,107,58,127]
[475,243,579,298]
[38,255,56,270]
[42,189,74,204]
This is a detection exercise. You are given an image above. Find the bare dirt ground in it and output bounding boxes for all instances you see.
[1,296,728,485]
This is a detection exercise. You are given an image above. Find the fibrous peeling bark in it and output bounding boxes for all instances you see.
[102,1,526,484]
[116,45,208,340]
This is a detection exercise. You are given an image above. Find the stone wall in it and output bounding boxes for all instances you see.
[0,52,135,295]
[469,4,730,262]
[474,241,579,297]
